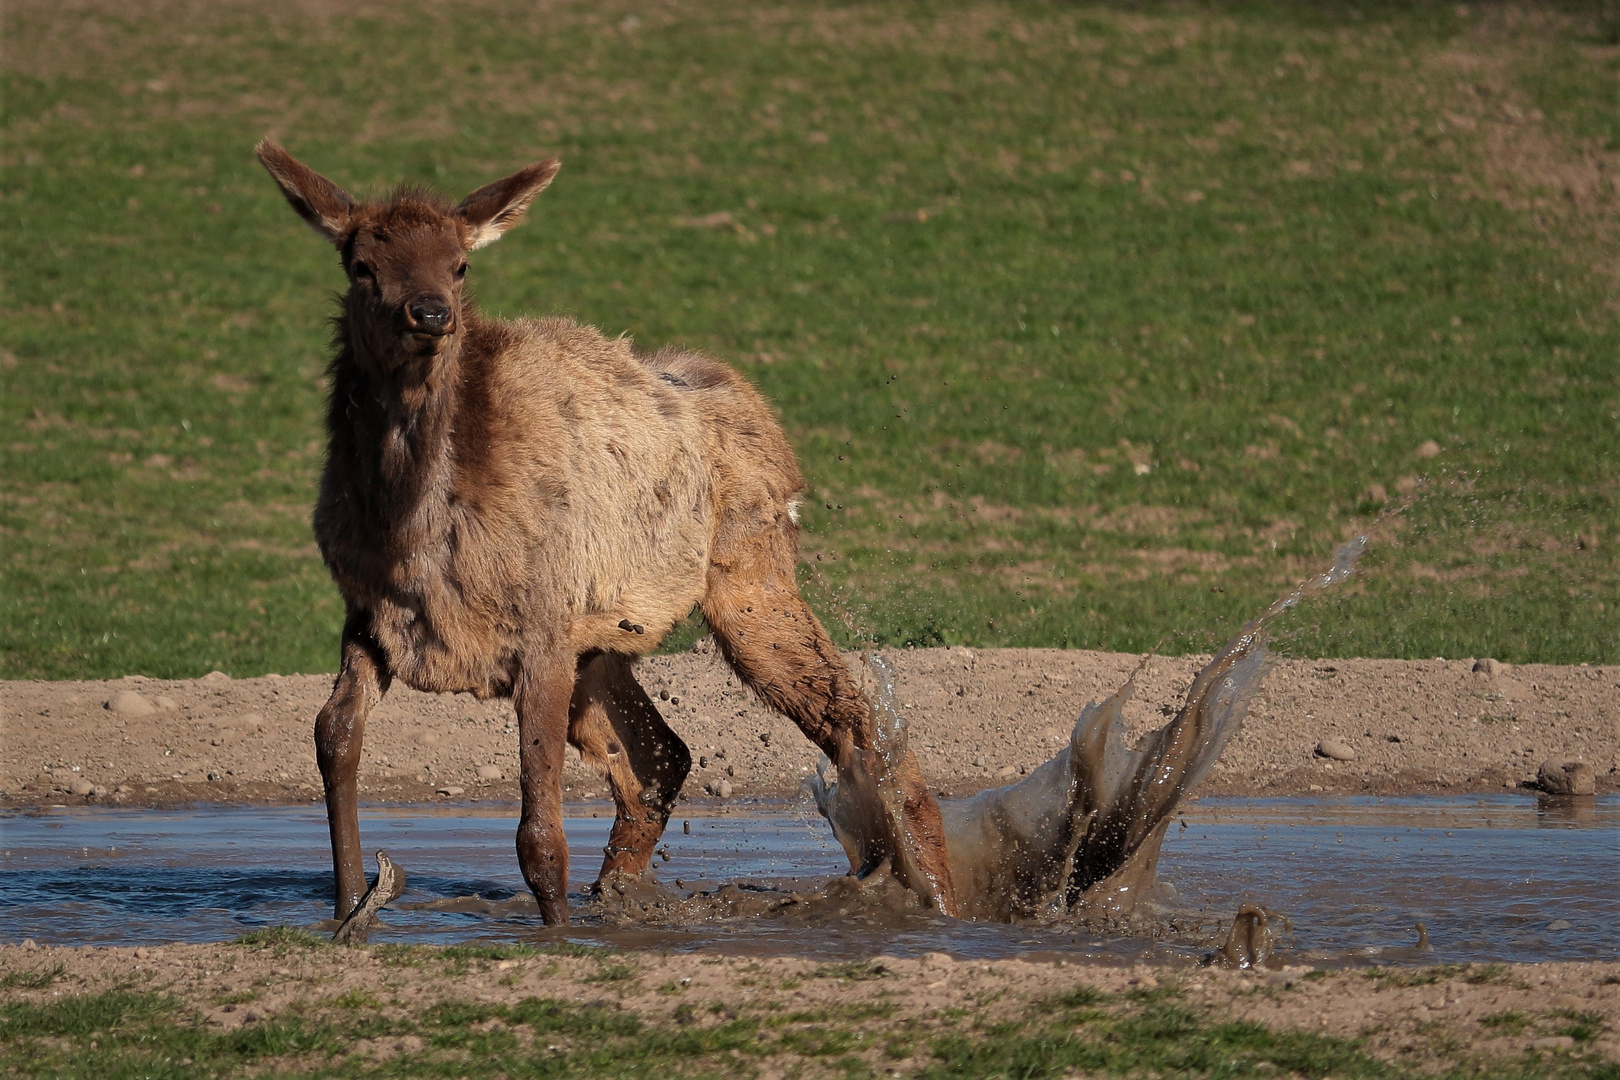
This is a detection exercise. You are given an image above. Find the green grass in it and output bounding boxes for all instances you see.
[7,987,1614,1080]
[232,925,330,950]
[3,1,1616,678]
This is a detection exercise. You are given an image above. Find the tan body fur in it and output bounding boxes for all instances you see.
[322,318,792,698]
[256,140,956,925]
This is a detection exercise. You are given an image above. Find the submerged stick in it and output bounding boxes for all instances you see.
[332,851,406,943]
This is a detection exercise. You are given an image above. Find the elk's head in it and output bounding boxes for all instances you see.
[256,140,558,362]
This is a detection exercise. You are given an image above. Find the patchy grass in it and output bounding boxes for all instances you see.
[231,926,329,950]
[2,0,1616,678]
[813,959,894,982]
[0,965,64,991]
[1365,963,1470,989]
[13,986,1611,1080]
[1481,1009,1533,1036]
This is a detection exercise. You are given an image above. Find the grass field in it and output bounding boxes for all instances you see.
[2,1,1616,679]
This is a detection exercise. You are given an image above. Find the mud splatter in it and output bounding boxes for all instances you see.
[816,536,1369,922]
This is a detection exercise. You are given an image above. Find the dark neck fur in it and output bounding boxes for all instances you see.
[325,297,474,549]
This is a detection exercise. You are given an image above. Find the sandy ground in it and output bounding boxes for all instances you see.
[2,645,1614,808]
[1,942,1616,1072]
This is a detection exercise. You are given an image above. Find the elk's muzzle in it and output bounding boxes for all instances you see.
[405,298,454,337]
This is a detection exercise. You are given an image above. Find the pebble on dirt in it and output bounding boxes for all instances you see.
[106,690,155,717]
[1315,739,1357,762]
[1537,759,1596,796]
[476,765,504,781]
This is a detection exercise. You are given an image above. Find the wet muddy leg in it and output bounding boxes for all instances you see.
[701,552,958,914]
[314,617,391,921]
[515,655,575,925]
[569,652,692,885]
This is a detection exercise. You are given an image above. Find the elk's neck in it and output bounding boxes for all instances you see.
[330,319,470,551]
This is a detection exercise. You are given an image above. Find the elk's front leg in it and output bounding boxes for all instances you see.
[515,654,576,925]
[315,619,391,920]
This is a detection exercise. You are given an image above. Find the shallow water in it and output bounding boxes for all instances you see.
[2,795,1614,964]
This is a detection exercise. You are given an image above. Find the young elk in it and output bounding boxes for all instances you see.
[255,141,957,924]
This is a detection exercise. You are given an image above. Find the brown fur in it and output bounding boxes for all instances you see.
[256,140,956,924]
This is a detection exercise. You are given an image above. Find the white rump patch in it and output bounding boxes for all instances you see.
[787,498,801,525]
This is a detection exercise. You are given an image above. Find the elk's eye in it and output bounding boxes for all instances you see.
[455,262,468,279]
[351,260,374,281]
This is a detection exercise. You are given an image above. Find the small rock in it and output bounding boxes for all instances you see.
[995,765,1019,779]
[69,778,95,796]
[1416,439,1441,459]
[207,772,224,782]
[106,690,156,717]
[476,765,504,781]
[1531,1036,1575,1052]
[436,785,465,797]
[200,670,231,684]
[1315,740,1357,762]
[1472,658,1505,678]
[1538,759,1595,796]
[717,779,733,799]
[154,695,178,711]
[1546,919,1573,932]
[972,756,987,768]
[1308,784,1323,793]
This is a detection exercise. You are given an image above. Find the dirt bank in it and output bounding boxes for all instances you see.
[1,941,1616,1075]
[2,646,1615,808]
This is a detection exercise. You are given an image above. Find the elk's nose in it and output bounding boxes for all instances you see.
[406,298,453,335]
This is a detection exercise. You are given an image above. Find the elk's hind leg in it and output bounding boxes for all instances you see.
[700,529,958,914]
[569,652,692,885]
[315,619,391,920]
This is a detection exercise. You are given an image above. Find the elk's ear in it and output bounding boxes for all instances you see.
[255,139,355,247]
[457,159,560,250]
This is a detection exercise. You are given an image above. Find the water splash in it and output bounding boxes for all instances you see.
[814,536,1371,922]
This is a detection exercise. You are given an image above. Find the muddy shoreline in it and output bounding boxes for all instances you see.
[3,647,1615,809]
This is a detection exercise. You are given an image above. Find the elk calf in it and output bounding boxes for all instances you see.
[256,141,957,924]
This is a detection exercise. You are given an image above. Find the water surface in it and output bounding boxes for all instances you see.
[2,795,1613,964]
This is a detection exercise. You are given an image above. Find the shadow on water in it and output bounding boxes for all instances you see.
[3,795,1614,964]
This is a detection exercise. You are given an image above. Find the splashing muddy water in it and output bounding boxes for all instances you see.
[814,536,1370,922]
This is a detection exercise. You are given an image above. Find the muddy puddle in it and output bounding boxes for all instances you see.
[3,795,1614,965]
